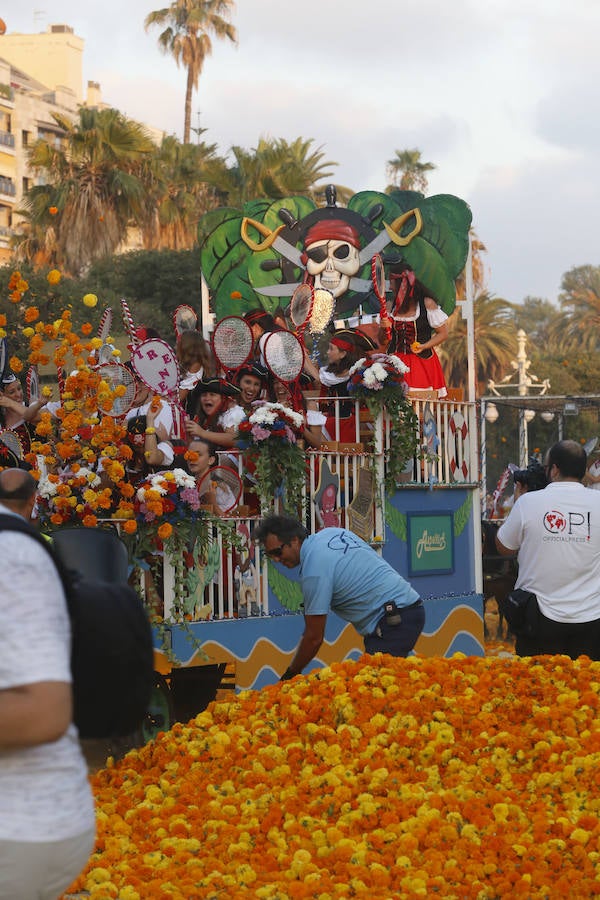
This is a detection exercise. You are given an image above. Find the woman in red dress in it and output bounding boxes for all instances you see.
[386,267,449,398]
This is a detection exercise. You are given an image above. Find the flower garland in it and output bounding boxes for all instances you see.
[236,402,306,515]
[66,653,600,899]
[347,353,419,492]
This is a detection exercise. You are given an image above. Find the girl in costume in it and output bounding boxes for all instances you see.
[0,373,46,455]
[317,329,376,443]
[185,377,245,450]
[385,266,449,398]
[186,436,238,515]
[236,362,269,414]
[177,330,216,406]
[243,310,284,366]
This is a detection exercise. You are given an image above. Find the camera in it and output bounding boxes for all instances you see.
[512,458,548,493]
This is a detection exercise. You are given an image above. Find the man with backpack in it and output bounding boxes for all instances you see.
[0,468,95,900]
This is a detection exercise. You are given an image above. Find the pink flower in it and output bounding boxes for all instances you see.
[251,425,271,441]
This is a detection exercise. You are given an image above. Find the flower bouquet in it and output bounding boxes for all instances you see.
[37,465,113,528]
[347,353,419,491]
[236,402,306,514]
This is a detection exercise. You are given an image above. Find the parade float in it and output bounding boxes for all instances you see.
[0,187,484,739]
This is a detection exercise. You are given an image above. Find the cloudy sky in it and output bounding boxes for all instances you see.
[5,0,600,305]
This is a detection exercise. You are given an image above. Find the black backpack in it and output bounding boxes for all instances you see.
[0,515,155,739]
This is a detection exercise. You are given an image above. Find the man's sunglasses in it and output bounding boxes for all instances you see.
[264,541,290,559]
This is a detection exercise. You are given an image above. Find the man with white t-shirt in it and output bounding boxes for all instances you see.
[496,440,600,658]
[0,469,95,900]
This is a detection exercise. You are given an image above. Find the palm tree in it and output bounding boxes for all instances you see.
[438,291,517,393]
[547,265,600,353]
[210,137,338,206]
[385,148,436,193]
[145,0,237,144]
[139,134,224,249]
[17,108,154,274]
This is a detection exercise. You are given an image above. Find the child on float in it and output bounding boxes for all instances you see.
[0,372,47,454]
[268,374,326,450]
[124,368,175,474]
[177,330,216,408]
[314,328,376,443]
[185,377,245,451]
[243,309,284,366]
[236,362,269,414]
[384,264,449,398]
[186,436,238,515]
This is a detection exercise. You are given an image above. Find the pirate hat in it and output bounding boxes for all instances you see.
[329,329,376,353]
[194,377,240,398]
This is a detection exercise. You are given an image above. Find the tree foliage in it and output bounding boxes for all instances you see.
[145,0,237,144]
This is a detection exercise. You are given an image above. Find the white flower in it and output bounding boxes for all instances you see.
[172,468,196,489]
[387,354,410,375]
[148,474,168,495]
[370,362,388,382]
[363,368,379,388]
[348,357,367,377]
[37,476,58,499]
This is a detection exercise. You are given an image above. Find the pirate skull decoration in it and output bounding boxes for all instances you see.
[302,219,361,299]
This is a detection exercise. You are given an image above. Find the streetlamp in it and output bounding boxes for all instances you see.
[485,329,550,467]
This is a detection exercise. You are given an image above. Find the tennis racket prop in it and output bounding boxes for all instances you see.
[372,253,391,342]
[263,330,305,411]
[95,308,116,365]
[130,337,185,438]
[0,429,24,461]
[211,315,254,377]
[289,284,314,345]
[173,305,198,339]
[0,336,7,380]
[97,363,136,418]
[196,465,243,515]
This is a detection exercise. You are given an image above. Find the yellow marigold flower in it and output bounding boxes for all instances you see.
[83,293,98,308]
[47,269,61,285]
[22,327,35,338]
[0,328,5,339]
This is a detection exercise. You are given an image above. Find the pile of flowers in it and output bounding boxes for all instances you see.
[347,353,419,491]
[236,402,306,514]
[65,652,600,899]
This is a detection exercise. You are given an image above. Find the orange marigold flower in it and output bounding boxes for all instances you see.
[122,519,137,535]
[9,356,23,374]
[49,206,58,215]
[82,514,98,528]
[0,314,6,326]
[24,306,40,323]
[47,269,62,285]
[157,522,173,541]
[81,323,93,335]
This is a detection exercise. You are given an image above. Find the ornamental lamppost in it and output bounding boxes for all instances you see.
[481,329,550,514]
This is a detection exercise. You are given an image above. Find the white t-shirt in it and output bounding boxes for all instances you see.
[0,513,95,841]
[497,481,600,623]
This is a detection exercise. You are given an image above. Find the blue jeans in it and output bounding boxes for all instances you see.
[363,599,425,657]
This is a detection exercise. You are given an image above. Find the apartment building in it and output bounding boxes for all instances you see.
[0,24,163,265]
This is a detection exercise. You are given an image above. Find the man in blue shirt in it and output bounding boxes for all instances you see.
[254,514,425,680]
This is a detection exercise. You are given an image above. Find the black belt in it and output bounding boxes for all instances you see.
[371,598,422,638]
